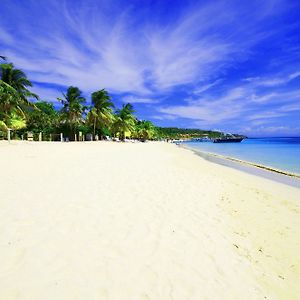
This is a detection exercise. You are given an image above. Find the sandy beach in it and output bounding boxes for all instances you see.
[0,141,299,300]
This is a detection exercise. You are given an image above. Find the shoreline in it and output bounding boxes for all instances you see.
[180,143,300,189]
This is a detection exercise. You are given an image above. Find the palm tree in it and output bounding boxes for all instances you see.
[0,63,38,100]
[86,89,114,138]
[0,78,27,131]
[135,120,156,141]
[113,103,136,141]
[0,80,19,114]
[0,63,38,132]
[58,86,86,140]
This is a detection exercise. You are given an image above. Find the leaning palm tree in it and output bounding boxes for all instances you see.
[113,103,136,141]
[86,89,114,138]
[0,79,28,131]
[58,86,86,140]
[0,63,38,100]
[0,80,20,114]
[0,63,37,131]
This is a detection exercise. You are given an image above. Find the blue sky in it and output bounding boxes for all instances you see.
[1,0,300,136]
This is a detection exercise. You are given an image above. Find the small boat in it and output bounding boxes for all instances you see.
[213,137,244,143]
[191,137,211,142]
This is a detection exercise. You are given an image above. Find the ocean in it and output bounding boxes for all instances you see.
[183,137,300,175]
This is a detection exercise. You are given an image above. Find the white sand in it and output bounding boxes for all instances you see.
[0,141,299,300]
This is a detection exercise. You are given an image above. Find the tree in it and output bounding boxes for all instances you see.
[58,86,86,139]
[135,120,156,141]
[0,63,37,131]
[0,63,38,100]
[86,89,114,138]
[0,120,8,132]
[26,101,59,134]
[0,79,20,116]
[112,103,136,141]
[0,79,27,130]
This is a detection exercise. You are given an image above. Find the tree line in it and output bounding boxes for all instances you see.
[0,57,157,141]
[1,56,239,141]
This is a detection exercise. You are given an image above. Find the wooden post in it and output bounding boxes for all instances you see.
[7,129,11,143]
[21,134,24,141]
[39,132,42,142]
[60,133,63,142]
[75,133,77,142]
[50,134,52,142]
[79,131,82,141]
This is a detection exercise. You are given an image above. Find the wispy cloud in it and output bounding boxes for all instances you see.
[159,87,249,124]
[247,71,300,87]
[241,125,300,137]
[158,83,300,128]
[30,85,65,103]
[278,103,300,113]
[1,0,299,136]
[151,114,178,121]
[247,111,286,121]
[121,95,159,104]
[0,0,287,96]
[193,80,222,95]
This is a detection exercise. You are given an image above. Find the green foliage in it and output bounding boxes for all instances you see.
[86,89,114,137]
[135,120,157,141]
[26,101,58,134]
[8,112,27,130]
[57,86,86,139]
[0,79,20,117]
[0,62,37,131]
[112,103,136,140]
[0,80,28,130]
[1,57,243,141]
[0,120,7,132]
[155,127,224,139]
[0,63,38,100]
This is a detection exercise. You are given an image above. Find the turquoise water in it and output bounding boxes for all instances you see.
[184,137,300,175]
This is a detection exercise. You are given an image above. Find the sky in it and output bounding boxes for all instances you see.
[1,0,300,137]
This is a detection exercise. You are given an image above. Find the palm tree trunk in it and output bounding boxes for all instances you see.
[93,117,96,140]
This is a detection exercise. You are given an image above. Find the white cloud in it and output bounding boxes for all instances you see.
[247,111,286,120]
[2,0,298,136]
[278,103,300,112]
[289,71,300,80]
[241,125,300,136]
[151,114,177,121]
[30,85,63,103]
[253,71,300,87]
[242,77,261,82]
[0,28,13,45]
[158,87,248,124]
[193,79,222,95]
[0,0,286,98]
[158,83,300,127]
[121,95,159,104]
[250,93,278,103]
